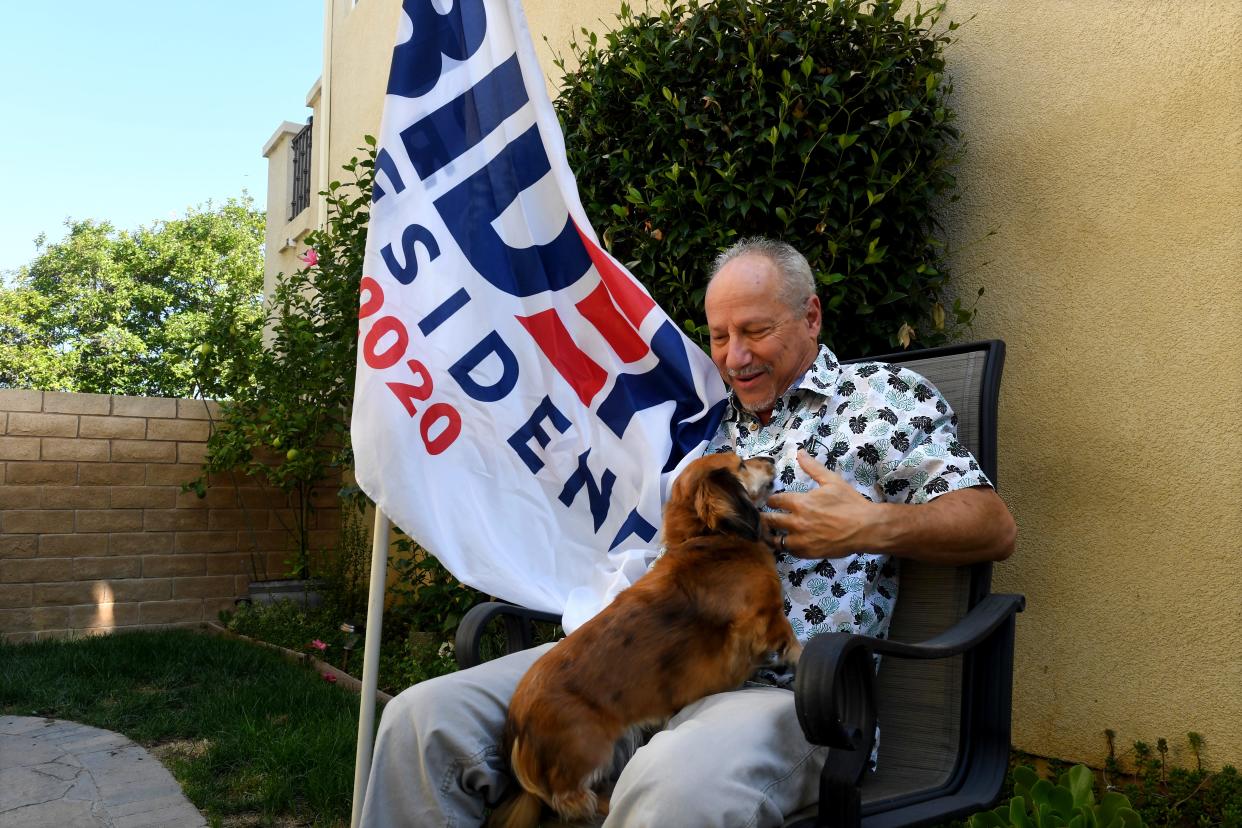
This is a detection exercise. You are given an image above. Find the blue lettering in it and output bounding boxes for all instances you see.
[381,223,440,285]
[388,0,487,99]
[597,321,729,473]
[372,148,406,203]
[418,287,470,335]
[507,396,571,473]
[558,449,616,532]
[447,331,518,402]
[608,508,658,551]
[402,54,529,180]
[434,124,592,297]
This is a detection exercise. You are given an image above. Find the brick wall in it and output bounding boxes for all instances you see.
[0,389,339,642]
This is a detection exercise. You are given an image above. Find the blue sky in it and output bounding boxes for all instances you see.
[1,2,327,275]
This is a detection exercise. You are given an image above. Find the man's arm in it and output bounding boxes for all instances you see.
[763,450,1016,566]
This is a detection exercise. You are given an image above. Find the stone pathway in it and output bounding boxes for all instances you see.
[0,716,206,828]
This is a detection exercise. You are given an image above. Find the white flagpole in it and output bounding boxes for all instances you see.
[350,507,392,828]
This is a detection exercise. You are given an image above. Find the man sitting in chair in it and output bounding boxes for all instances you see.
[360,237,1016,827]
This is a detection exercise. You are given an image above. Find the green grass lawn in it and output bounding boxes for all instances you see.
[0,628,373,827]
[6,626,1233,828]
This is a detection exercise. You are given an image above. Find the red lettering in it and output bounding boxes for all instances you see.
[358,276,384,319]
[420,402,462,455]
[573,220,655,328]
[385,359,434,417]
[363,316,409,369]
[516,309,607,406]
[361,302,461,455]
[575,281,649,363]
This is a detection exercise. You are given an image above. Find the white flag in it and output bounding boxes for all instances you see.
[351,0,727,630]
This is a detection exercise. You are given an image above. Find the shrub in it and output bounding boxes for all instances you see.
[556,0,977,356]
[1112,735,1241,828]
[315,502,372,622]
[378,634,460,692]
[223,600,344,656]
[387,528,487,637]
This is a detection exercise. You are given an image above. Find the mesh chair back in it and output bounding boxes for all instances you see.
[839,344,1000,805]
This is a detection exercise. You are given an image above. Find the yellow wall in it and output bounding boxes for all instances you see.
[523,0,622,93]
[941,0,1242,769]
[267,0,1242,769]
[323,0,405,202]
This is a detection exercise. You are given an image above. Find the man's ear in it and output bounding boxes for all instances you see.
[805,294,822,337]
[695,468,761,540]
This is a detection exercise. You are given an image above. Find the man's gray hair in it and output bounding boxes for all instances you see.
[710,237,815,312]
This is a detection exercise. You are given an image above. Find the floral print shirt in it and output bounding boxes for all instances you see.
[705,345,992,686]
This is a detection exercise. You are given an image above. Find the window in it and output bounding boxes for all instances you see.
[290,117,313,219]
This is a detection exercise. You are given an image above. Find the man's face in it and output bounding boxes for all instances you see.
[704,254,822,420]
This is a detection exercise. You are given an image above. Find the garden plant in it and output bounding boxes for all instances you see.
[954,738,1240,828]
[1106,734,1241,828]
[970,764,1144,828]
[556,0,982,356]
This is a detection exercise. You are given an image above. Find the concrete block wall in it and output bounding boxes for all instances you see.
[0,390,340,642]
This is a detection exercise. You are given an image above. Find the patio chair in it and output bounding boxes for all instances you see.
[455,339,1025,828]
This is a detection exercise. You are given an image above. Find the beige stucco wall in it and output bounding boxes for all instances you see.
[268,0,1241,768]
[316,0,629,181]
[323,0,405,210]
[940,0,1242,769]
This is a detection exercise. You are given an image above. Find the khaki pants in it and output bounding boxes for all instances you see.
[360,642,826,828]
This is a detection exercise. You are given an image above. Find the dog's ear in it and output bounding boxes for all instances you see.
[695,467,762,540]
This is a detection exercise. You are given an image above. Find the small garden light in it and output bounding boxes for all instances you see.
[339,620,363,673]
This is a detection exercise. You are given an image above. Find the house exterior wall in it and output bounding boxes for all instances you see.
[323,0,405,198]
[0,390,338,642]
[940,0,1242,770]
[262,0,1241,768]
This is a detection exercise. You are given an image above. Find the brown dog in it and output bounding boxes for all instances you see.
[488,453,801,828]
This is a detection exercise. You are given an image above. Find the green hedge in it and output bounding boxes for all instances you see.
[556,0,975,357]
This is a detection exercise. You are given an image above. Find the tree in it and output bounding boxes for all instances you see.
[0,196,265,399]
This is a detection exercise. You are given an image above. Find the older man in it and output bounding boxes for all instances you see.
[360,238,1015,827]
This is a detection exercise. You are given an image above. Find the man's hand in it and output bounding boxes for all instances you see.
[762,450,1018,564]
[763,450,879,559]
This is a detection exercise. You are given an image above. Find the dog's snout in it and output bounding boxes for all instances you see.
[741,456,777,502]
[743,456,777,482]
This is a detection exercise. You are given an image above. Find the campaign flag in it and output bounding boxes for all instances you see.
[350,0,728,631]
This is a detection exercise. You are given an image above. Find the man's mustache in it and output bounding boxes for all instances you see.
[727,365,773,379]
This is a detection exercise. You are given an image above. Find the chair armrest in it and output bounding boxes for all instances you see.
[794,593,1025,746]
[794,593,1018,749]
[454,601,563,670]
[791,593,1025,828]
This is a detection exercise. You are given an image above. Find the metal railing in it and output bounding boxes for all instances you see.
[290,117,313,219]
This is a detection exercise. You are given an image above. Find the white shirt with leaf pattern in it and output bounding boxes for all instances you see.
[705,345,992,687]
